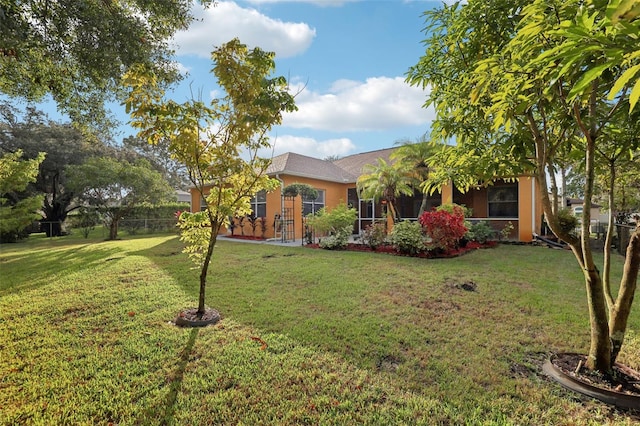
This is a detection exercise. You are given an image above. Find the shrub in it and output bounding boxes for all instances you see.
[361,221,387,250]
[466,220,494,244]
[306,203,357,239]
[319,225,352,250]
[419,204,467,252]
[557,208,579,235]
[389,220,425,255]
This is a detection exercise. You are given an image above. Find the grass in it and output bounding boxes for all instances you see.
[1,231,639,425]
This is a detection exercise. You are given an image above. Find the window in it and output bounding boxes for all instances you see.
[250,190,267,218]
[303,189,325,216]
[488,183,518,218]
[200,195,207,211]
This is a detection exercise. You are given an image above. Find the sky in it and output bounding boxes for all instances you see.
[63,0,447,160]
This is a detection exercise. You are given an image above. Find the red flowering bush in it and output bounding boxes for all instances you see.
[418,204,468,252]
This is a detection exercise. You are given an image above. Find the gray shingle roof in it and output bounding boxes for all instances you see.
[332,147,397,178]
[266,148,401,183]
[266,152,358,183]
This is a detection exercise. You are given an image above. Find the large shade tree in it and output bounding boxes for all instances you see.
[0,0,216,130]
[66,157,175,240]
[124,38,297,318]
[0,106,107,236]
[407,0,640,372]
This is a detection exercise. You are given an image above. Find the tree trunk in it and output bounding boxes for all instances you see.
[109,219,119,240]
[583,267,612,372]
[198,223,219,315]
[603,161,616,309]
[609,227,640,364]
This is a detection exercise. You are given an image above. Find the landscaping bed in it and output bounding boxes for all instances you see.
[304,240,498,258]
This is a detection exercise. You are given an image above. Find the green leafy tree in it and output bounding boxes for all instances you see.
[125,38,296,317]
[357,158,414,223]
[0,150,45,242]
[0,106,107,236]
[121,135,189,190]
[0,0,216,130]
[66,157,175,240]
[408,0,640,372]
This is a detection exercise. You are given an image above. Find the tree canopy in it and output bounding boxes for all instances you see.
[0,0,215,130]
[66,157,175,240]
[408,0,640,372]
[0,150,44,242]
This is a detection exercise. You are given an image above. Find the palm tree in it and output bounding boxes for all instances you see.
[357,158,414,223]
[391,135,435,217]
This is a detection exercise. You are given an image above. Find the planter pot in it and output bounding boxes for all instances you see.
[543,353,640,410]
[175,307,221,327]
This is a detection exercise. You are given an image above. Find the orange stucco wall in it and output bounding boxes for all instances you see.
[190,174,542,243]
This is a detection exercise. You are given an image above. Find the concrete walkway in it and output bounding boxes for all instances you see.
[217,235,306,247]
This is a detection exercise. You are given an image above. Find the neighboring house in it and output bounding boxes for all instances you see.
[175,189,191,204]
[190,147,543,242]
[566,198,608,222]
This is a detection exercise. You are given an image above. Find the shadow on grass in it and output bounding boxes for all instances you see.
[162,327,200,425]
[0,242,122,296]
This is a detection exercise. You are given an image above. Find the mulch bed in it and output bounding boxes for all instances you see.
[304,240,498,258]
[553,353,640,396]
[226,235,266,241]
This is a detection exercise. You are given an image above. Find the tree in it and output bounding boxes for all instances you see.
[66,157,175,240]
[0,0,216,130]
[407,0,640,372]
[122,136,189,190]
[356,158,414,223]
[0,105,107,236]
[0,150,45,242]
[124,38,297,318]
[391,135,436,217]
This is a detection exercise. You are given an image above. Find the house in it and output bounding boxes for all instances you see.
[189,147,543,242]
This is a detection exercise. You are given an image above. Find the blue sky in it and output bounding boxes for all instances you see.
[170,0,441,159]
[57,0,447,159]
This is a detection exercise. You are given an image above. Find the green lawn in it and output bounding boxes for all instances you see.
[1,232,639,425]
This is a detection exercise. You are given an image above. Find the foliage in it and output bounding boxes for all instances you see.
[357,158,414,222]
[0,105,113,236]
[389,220,425,255]
[556,208,579,236]
[318,225,353,250]
[282,183,318,200]
[500,221,515,240]
[124,38,296,314]
[466,221,495,244]
[66,157,174,240]
[260,216,268,238]
[0,0,216,130]
[408,0,640,373]
[0,149,45,242]
[68,207,101,238]
[419,204,467,252]
[391,136,435,216]
[306,203,357,238]
[122,136,190,189]
[361,221,388,250]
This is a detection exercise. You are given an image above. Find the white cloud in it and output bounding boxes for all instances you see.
[173,1,315,58]
[259,135,357,158]
[284,76,433,132]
